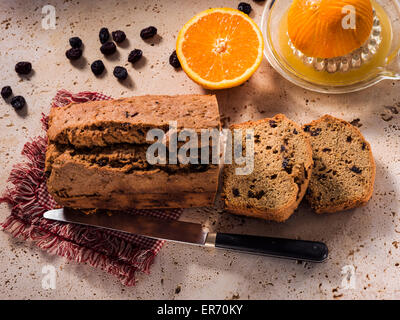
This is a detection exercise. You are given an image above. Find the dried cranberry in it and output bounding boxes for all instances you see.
[69,37,82,48]
[100,42,116,55]
[65,48,82,60]
[99,27,110,44]
[112,30,126,43]
[1,86,12,99]
[128,49,143,63]
[140,26,157,39]
[91,60,105,75]
[238,2,252,15]
[113,66,128,80]
[15,61,32,75]
[10,96,26,110]
[169,51,181,68]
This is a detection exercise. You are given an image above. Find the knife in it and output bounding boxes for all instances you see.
[44,208,328,262]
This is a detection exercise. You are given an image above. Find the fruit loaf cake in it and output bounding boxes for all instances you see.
[222,114,313,222]
[302,115,375,213]
[45,95,221,210]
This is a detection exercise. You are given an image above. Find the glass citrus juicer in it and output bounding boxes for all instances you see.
[261,0,400,93]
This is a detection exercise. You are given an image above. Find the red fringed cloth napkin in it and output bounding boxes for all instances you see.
[0,90,182,286]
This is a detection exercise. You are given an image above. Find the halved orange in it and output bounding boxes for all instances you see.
[288,0,374,59]
[176,8,264,90]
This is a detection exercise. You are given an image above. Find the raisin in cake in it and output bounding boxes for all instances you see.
[222,114,313,222]
[45,95,221,210]
[303,115,375,213]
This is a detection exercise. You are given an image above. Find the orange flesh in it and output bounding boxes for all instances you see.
[181,12,261,82]
[287,0,374,58]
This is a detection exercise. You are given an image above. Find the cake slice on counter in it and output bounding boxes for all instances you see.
[302,115,376,214]
[45,95,221,210]
[222,114,314,222]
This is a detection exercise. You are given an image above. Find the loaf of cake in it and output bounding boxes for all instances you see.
[302,115,375,213]
[222,114,314,222]
[45,95,221,210]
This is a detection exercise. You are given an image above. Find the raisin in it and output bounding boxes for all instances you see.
[90,60,105,75]
[1,86,12,99]
[282,158,289,168]
[248,190,265,200]
[65,48,82,60]
[10,96,26,110]
[140,26,157,39]
[69,37,82,48]
[270,174,277,179]
[100,42,116,55]
[99,27,110,44]
[113,66,128,80]
[322,148,331,152]
[96,158,108,166]
[280,145,286,152]
[282,158,293,174]
[350,118,362,127]
[238,2,252,14]
[232,188,240,197]
[362,142,366,150]
[293,128,298,134]
[346,136,352,142]
[169,50,181,68]
[112,30,126,43]
[350,166,362,174]
[15,61,32,75]
[303,125,311,132]
[310,128,321,136]
[128,49,143,63]
[269,120,277,128]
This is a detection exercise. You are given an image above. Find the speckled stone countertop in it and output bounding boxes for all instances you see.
[0,0,399,300]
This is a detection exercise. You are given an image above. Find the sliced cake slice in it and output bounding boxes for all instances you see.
[222,114,313,222]
[303,115,375,213]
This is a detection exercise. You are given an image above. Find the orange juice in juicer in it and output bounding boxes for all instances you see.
[262,0,400,93]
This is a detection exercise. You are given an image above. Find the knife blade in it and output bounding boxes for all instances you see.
[44,208,328,262]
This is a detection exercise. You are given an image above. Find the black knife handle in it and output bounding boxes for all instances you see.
[215,233,328,262]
